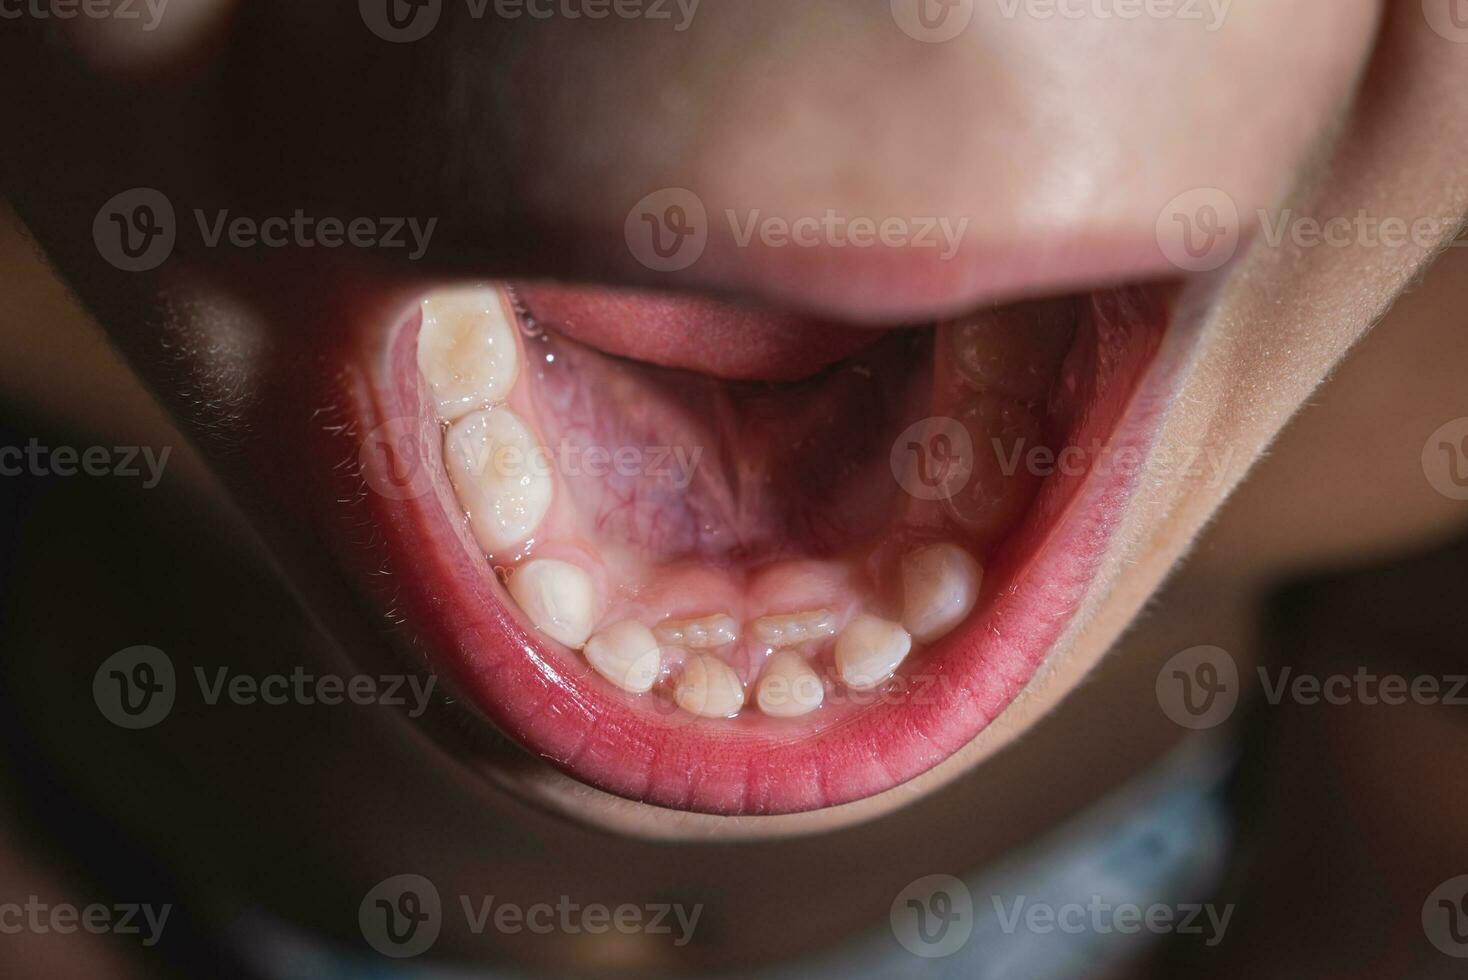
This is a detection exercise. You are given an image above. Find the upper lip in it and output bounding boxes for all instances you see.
[232,271,1185,816]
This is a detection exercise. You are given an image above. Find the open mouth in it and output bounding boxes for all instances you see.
[335,279,1180,816]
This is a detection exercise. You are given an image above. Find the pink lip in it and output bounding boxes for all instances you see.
[270,281,1187,816]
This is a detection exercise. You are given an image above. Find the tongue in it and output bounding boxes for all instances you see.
[512,283,891,382]
[524,329,933,564]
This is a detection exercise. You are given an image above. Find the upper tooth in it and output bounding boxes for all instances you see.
[416,287,519,421]
[835,614,912,690]
[756,652,825,718]
[750,610,837,648]
[507,559,596,649]
[584,620,662,693]
[444,406,552,554]
[654,614,739,649]
[901,543,983,643]
[675,654,746,718]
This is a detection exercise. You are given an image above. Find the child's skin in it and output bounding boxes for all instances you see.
[1,1,1467,974]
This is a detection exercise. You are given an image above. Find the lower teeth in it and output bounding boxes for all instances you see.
[415,285,1074,722]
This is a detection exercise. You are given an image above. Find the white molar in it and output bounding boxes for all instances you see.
[756,651,825,718]
[675,654,746,718]
[444,406,552,554]
[416,286,519,421]
[507,559,597,649]
[835,614,912,690]
[654,614,739,650]
[750,609,837,648]
[584,620,662,694]
[900,543,983,643]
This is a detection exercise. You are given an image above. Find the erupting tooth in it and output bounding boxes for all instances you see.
[507,559,596,650]
[901,543,984,643]
[675,654,746,718]
[750,610,837,649]
[756,652,825,718]
[416,287,520,420]
[444,406,553,553]
[835,614,912,691]
[949,299,1075,401]
[654,614,739,650]
[584,620,662,694]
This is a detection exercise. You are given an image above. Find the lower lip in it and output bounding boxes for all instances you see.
[319,284,1181,816]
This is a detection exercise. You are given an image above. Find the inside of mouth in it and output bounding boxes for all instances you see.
[410,282,1123,730]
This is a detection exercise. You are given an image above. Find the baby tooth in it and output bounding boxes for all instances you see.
[750,610,837,649]
[675,654,746,719]
[756,652,825,718]
[901,543,983,643]
[507,559,597,649]
[948,299,1075,401]
[654,614,739,650]
[417,287,519,421]
[835,614,912,691]
[584,620,662,694]
[444,406,552,554]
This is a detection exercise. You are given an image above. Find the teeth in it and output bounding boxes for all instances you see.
[900,543,984,643]
[675,654,746,718]
[584,620,662,693]
[755,652,825,718]
[943,392,1044,538]
[507,559,597,649]
[949,299,1075,401]
[654,614,739,650]
[835,614,912,691]
[750,609,837,649]
[444,406,553,554]
[416,287,520,421]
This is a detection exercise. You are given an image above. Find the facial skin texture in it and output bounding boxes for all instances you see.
[3,0,1467,845]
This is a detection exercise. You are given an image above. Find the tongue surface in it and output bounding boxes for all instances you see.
[525,329,932,564]
[513,283,891,382]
